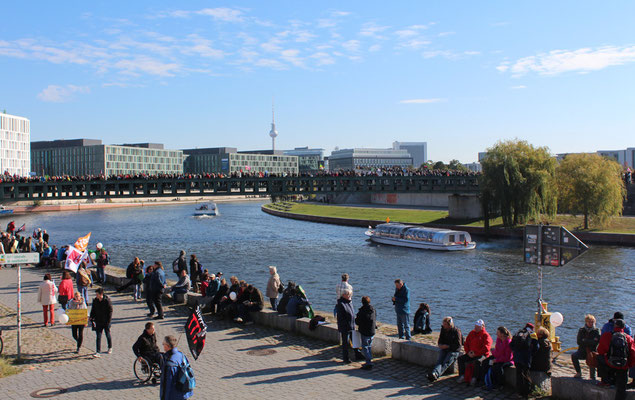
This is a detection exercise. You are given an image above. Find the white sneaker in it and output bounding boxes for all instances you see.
[235,317,243,323]
[456,375,464,383]
[93,353,101,358]
[107,348,113,354]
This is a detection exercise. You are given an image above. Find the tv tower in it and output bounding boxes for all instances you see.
[269,101,278,152]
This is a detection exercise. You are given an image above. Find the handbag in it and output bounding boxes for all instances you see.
[351,331,362,349]
[277,281,284,294]
[586,349,598,368]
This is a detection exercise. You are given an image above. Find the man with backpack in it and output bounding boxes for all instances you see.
[172,250,187,276]
[597,319,635,400]
[161,335,194,400]
[510,323,539,397]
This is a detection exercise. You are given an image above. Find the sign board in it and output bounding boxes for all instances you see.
[0,253,40,264]
[66,309,88,326]
[524,225,588,266]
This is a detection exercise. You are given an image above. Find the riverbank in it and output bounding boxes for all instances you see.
[262,202,635,246]
[3,195,267,214]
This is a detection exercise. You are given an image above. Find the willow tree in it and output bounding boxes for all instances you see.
[556,153,626,229]
[480,139,557,228]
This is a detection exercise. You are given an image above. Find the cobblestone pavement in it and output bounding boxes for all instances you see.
[0,265,554,399]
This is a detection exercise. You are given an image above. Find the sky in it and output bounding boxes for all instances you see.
[1,1,634,163]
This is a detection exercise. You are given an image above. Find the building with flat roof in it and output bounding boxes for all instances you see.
[31,139,183,176]
[283,147,325,171]
[463,162,482,173]
[328,148,413,170]
[393,141,427,168]
[0,112,30,176]
[597,148,635,169]
[183,147,298,175]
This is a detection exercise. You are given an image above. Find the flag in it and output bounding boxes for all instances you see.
[74,232,91,252]
[64,245,89,273]
[15,223,25,234]
[386,217,390,223]
[185,306,207,360]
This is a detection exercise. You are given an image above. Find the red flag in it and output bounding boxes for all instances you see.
[185,306,207,360]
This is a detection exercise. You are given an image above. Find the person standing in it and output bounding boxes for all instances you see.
[89,287,113,358]
[266,266,282,310]
[597,319,635,399]
[510,323,539,397]
[76,262,92,304]
[392,279,411,340]
[189,255,201,292]
[94,243,108,284]
[355,296,376,370]
[428,316,463,382]
[571,314,601,380]
[117,257,144,300]
[57,270,75,310]
[336,288,355,364]
[68,291,87,353]
[148,262,166,320]
[172,250,187,275]
[161,335,194,400]
[37,273,57,327]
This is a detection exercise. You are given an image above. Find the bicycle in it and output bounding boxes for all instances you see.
[133,356,161,384]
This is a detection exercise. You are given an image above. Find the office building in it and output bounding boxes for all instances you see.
[328,148,413,170]
[597,148,635,169]
[463,162,482,173]
[393,141,427,167]
[0,112,30,176]
[183,147,298,174]
[283,147,325,171]
[31,139,183,176]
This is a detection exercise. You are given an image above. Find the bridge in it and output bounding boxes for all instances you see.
[0,175,480,201]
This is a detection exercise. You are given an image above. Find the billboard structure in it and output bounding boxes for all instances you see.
[524,225,588,266]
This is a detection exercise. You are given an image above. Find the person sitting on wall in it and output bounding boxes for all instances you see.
[456,319,493,386]
[413,303,432,335]
[427,316,463,382]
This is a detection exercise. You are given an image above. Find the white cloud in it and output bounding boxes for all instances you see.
[359,23,389,38]
[342,40,361,52]
[114,56,181,77]
[37,84,90,102]
[398,39,430,50]
[497,45,635,76]
[369,44,381,52]
[510,85,527,90]
[310,52,335,66]
[399,98,445,104]
[254,58,286,69]
[438,31,455,37]
[280,49,304,67]
[182,34,224,58]
[168,8,244,22]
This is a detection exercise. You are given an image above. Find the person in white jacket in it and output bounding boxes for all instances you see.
[37,273,57,326]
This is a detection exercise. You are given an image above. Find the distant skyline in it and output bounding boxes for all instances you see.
[1,1,634,163]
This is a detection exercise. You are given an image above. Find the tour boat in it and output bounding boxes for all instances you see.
[194,202,218,216]
[0,206,13,215]
[365,223,476,251]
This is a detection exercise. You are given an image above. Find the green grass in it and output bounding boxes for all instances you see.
[0,356,20,378]
[264,202,635,233]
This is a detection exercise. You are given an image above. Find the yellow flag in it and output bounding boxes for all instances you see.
[386,217,390,223]
[66,309,88,326]
[74,232,91,252]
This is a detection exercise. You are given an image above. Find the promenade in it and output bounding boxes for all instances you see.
[0,265,519,400]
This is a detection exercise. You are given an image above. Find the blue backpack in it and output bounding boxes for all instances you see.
[168,355,195,392]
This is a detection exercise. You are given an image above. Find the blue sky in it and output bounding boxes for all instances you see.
[1,1,634,163]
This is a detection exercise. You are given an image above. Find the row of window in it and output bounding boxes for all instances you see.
[105,147,182,159]
[0,117,29,134]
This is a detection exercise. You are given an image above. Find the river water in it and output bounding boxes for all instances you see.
[10,200,635,346]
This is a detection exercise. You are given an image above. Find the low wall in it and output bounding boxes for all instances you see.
[448,194,482,219]
[371,193,449,208]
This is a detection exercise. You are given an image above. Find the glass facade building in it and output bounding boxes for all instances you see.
[283,147,325,172]
[393,141,427,168]
[0,113,30,176]
[328,148,413,170]
[184,148,298,174]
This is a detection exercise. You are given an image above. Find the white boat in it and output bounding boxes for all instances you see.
[194,202,218,216]
[365,223,476,251]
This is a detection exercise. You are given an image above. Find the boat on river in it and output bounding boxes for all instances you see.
[365,223,476,251]
[194,202,218,216]
[0,206,13,215]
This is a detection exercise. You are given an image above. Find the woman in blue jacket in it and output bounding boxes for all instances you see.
[160,335,193,400]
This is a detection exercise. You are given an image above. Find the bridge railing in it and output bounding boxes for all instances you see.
[0,176,480,201]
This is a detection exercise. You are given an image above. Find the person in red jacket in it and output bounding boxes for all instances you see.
[596,319,635,400]
[456,319,493,386]
[57,270,75,310]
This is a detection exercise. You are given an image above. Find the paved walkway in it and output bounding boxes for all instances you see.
[0,265,532,399]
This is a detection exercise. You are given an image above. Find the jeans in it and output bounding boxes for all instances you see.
[238,303,262,321]
[361,335,373,365]
[96,266,106,283]
[269,297,278,311]
[134,284,142,300]
[42,304,55,325]
[396,313,411,339]
[147,290,163,318]
[95,324,112,353]
[78,285,89,305]
[431,349,459,378]
[71,325,84,349]
[571,348,595,379]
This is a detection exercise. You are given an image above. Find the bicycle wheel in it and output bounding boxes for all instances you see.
[133,358,152,382]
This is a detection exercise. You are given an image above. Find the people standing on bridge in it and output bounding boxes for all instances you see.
[189,255,202,292]
[37,273,57,327]
[392,279,410,340]
[355,296,376,370]
[428,316,463,382]
[266,266,282,310]
[148,261,166,320]
[57,270,75,310]
[571,314,601,381]
[89,287,113,357]
[172,250,187,276]
[68,291,87,353]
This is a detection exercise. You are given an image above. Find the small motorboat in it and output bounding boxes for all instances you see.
[194,202,218,216]
[0,206,13,215]
[365,223,476,251]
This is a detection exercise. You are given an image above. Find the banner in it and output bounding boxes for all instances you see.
[74,232,91,252]
[66,309,88,326]
[185,306,207,360]
[64,245,89,273]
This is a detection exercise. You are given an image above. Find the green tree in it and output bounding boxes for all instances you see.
[556,153,626,229]
[432,161,446,170]
[448,159,467,171]
[480,139,557,228]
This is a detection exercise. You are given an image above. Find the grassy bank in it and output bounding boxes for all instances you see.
[264,202,635,234]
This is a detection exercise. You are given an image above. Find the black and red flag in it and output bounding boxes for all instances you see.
[184,306,208,360]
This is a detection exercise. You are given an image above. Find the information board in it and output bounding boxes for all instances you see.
[524,225,588,266]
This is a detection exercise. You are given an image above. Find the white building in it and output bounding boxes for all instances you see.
[328,148,413,170]
[464,162,482,173]
[0,112,30,176]
[393,141,427,167]
[597,148,635,169]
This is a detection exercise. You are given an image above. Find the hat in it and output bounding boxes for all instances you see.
[96,243,103,249]
[475,319,485,327]
[216,272,223,276]
[525,323,535,331]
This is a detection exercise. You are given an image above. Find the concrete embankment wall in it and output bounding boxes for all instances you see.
[261,205,635,247]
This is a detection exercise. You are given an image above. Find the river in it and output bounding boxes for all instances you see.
[9,200,635,346]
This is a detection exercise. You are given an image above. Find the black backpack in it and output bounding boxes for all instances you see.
[608,332,629,367]
[511,329,532,353]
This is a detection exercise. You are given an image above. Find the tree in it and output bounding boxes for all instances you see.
[448,159,467,171]
[432,161,446,170]
[556,153,626,229]
[480,139,557,228]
